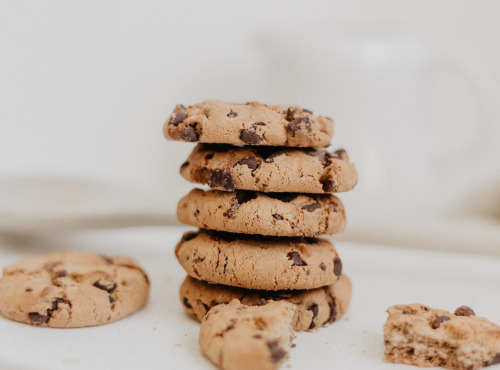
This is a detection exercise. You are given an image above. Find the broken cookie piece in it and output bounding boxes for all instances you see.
[199,299,295,370]
[384,303,500,370]
[0,250,150,328]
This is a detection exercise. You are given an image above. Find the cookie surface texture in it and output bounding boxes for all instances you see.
[175,230,343,290]
[199,299,295,370]
[180,144,357,193]
[180,273,351,331]
[384,303,500,369]
[177,189,346,237]
[164,101,333,147]
[0,250,150,328]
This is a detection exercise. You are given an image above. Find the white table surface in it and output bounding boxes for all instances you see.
[1,226,499,370]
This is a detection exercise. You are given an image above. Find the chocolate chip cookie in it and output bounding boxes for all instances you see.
[164,101,333,147]
[199,299,295,370]
[384,304,500,369]
[180,144,358,193]
[180,273,351,332]
[175,230,343,290]
[0,250,150,328]
[177,189,346,237]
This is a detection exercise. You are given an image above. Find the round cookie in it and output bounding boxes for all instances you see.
[200,299,295,370]
[175,230,343,290]
[164,101,333,147]
[180,144,358,193]
[177,189,346,237]
[0,250,150,328]
[180,274,352,332]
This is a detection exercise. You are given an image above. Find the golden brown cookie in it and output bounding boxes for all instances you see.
[177,189,346,237]
[180,274,351,331]
[175,230,343,291]
[384,304,500,369]
[164,101,333,147]
[199,299,295,370]
[0,250,150,328]
[180,144,357,193]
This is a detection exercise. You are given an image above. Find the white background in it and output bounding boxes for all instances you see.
[1,0,499,250]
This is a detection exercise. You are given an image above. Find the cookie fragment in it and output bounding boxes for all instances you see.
[384,304,500,369]
[199,299,295,370]
[0,250,150,328]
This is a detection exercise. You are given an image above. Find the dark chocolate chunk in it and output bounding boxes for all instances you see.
[253,298,267,306]
[327,301,337,323]
[56,270,68,278]
[265,150,285,163]
[302,108,313,114]
[51,297,71,310]
[301,202,321,212]
[29,313,50,326]
[285,108,296,122]
[272,214,283,221]
[208,169,235,191]
[431,315,451,329]
[93,280,118,293]
[333,257,342,276]
[319,262,327,271]
[286,118,302,136]
[227,111,238,118]
[330,149,346,159]
[240,129,263,144]
[287,251,307,266]
[25,287,33,292]
[182,297,192,309]
[253,122,265,126]
[170,111,187,126]
[204,153,214,160]
[402,310,413,315]
[235,157,258,170]
[308,304,319,329]
[308,150,329,166]
[321,179,335,193]
[454,305,475,316]
[267,340,287,362]
[179,125,199,142]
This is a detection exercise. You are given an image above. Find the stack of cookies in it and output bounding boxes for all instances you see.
[164,101,358,368]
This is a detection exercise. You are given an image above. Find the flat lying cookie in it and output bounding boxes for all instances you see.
[199,299,295,370]
[384,304,500,370]
[175,230,342,290]
[164,101,333,147]
[177,189,346,237]
[180,144,357,193]
[180,274,351,331]
[0,250,150,328]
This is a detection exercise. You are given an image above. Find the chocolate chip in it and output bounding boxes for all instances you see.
[321,179,335,193]
[487,353,500,366]
[109,295,115,305]
[333,257,342,276]
[272,214,283,220]
[402,310,413,315]
[285,108,296,122]
[454,305,475,316]
[204,153,214,160]
[29,313,50,326]
[169,111,187,126]
[286,118,302,136]
[182,297,192,309]
[227,111,238,118]
[235,157,258,170]
[182,231,198,242]
[301,202,321,212]
[56,270,68,278]
[431,315,451,329]
[253,298,267,306]
[179,125,199,142]
[51,297,71,310]
[308,304,319,329]
[208,169,235,191]
[93,280,118,293]
[330,149,346,159]
[265,151,284,163]
[327,301,337,323]
[253,122,265,126]
[267,340,287,362]
[25,287,33,292]
[287,251,307,266]
[302,108,313,114]
[308,150,329,166]
[240,129,263,144]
